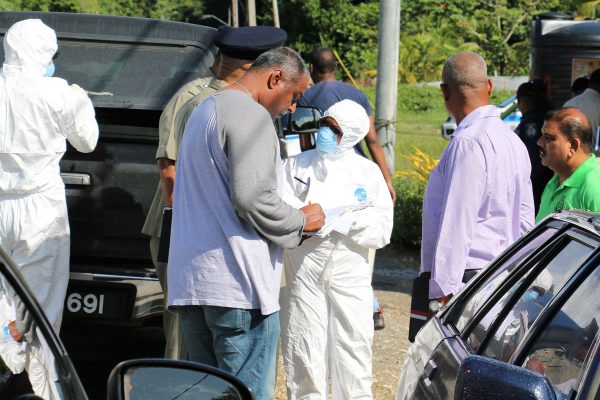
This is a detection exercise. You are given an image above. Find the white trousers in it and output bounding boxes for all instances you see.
[0,188,70,334]
[280,253,374,400]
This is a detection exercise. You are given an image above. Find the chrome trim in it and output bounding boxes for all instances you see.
[60,172,91,186]
[69,272,157,282]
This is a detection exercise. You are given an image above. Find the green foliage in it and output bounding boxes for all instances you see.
[277,0,380,80]
[576,0,600,17]
[396,85,444,113]
[399,16,480,84]
[401,0,574,77]
[2,0,586,83]
[1,0,206,24]
[392,175,426,248]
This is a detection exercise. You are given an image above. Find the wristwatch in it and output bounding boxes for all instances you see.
[429,300,442,313]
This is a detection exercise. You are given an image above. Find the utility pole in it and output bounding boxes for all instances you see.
[247,0,257,26]
[375,0,400,173]
[231,0,238,27]
[272,0,280,28]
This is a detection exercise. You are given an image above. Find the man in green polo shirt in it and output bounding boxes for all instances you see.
[536,107,600,222]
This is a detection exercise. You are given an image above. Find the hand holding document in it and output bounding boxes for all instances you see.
[316,201,373,237]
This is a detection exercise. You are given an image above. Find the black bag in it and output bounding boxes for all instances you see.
[408,270,480,342]
[157,207,172,263]
[408,273,432,343]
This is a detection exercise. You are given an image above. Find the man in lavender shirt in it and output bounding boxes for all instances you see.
[421,51,534,307]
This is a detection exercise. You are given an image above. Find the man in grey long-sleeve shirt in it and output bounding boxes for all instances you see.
[167,47,324,400]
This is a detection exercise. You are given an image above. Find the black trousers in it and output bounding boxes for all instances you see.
[419,269,480,285]
[408,269,481,342]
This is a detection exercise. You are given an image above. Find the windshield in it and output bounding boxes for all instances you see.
[4,39,214,110]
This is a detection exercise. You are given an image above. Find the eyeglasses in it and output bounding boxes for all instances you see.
[319,119,343,136]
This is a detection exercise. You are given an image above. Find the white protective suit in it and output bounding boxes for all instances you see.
[0,19,98,336]
[280,100,394,400]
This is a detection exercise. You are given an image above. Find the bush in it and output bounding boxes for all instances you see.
[397,85,445,113]
[391,148,439,248]
[392,175,426,249]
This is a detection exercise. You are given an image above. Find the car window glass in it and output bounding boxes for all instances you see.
[0,267,65,399]
[124,366,244,399]
[52,41,212,110]
[522,263,600,399]
[478,239,593,360]
[454,228,557,332]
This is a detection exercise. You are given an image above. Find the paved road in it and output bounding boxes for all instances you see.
[60,246,418,400]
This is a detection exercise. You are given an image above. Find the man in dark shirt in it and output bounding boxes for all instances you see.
[515,80,553,212]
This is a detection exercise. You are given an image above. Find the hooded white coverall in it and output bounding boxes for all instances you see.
[280,100,393,400]
[0,19,98,334]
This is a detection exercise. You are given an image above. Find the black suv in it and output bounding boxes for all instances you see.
[397,211,600,400]
[0,11,216,325]
[0,11,320,327]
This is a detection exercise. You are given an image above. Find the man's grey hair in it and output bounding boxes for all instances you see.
[442,51,488,90]
[251,47,309,83]
[545,108,593,153]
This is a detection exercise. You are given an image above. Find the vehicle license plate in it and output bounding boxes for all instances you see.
[64,281,136,321]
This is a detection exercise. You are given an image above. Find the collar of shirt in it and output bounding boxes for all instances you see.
[556,154,598,190]
[581,88,600,99]
[452,105,500,139]
[209,76,228,91]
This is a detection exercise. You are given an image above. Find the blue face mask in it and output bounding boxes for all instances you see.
[521,289,540,302]
[44,62,55,77]
[316,126,338,153]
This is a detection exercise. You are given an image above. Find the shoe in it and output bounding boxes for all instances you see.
[373,309,385,330]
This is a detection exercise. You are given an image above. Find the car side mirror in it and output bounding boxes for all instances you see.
[107,358,255,400]
[454,355,557,400]
[284,106,322,155]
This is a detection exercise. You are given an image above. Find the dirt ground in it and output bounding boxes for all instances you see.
[274,246,418,399]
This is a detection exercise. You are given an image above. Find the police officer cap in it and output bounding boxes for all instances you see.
[517,79,547,101]
[214,25,287,60]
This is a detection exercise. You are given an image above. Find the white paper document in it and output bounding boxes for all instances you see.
[316,202,373,237]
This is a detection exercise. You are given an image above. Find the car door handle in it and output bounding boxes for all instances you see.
[60,172,91,186]
[424,359,437,380]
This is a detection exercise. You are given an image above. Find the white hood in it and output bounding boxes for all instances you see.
[3,19,57,77]
[315,99,370,180]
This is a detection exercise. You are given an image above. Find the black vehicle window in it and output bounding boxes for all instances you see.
[478,239,593,360]
[453,228,557,333]
[53,41,212,110]
[522,263,600,399]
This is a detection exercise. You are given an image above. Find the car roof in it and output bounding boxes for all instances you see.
[545,210,600,237]
[0,11,216,45]
[0,11,217,110]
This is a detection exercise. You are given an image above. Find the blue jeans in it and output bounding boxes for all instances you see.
[179,305,280,400]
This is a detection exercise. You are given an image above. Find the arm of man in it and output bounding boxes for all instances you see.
[364,116,396,203]
[157,84,198,159]
[347,165,394,249]
[429,138,486,300]
[519,177,535,234]
[226,102,323,248]
[62,83,99,153]
[157,158,176,206]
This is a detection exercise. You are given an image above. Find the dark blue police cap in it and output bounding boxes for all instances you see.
[214,25,287,60]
